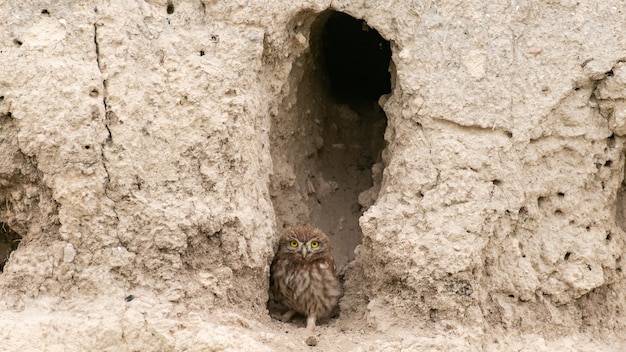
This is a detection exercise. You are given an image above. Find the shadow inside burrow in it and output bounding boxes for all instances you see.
[0,222,21,272]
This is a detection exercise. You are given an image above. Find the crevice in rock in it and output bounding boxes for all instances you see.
[616,153,626,235]
[93,20,120,234]
[93,22,112,141]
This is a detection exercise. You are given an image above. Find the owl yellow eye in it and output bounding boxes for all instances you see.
[289,240,299,248]
[310,240,319,248]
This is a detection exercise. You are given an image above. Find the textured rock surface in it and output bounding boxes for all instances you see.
[1,0,625,350]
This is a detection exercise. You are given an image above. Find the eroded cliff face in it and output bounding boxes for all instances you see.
[0,1,624,350]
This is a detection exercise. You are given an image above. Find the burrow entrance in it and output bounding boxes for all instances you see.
[0,222,21,272]
[269,9,392,272]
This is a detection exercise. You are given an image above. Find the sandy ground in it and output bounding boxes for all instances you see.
[1,296,623,351]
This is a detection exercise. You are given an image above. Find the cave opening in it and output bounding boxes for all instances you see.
[269,8,392,271]
[0,222,21,272]
[318,11,392,112]
[307,10,391,268]
[268,7,392,325]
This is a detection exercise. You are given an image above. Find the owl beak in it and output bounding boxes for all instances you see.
[301,247,308,258]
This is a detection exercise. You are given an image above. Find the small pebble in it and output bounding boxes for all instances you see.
[305,336,317,346]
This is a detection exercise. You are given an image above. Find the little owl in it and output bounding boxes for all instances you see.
[270,225,342,331]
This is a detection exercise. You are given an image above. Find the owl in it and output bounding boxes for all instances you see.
[270,225,342,331]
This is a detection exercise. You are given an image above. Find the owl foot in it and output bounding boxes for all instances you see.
[306,315,316,331]
[278,309,297,322]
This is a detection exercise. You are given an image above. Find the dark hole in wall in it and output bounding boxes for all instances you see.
[0,222,21,272]
[268,9,392,322]
[306,10,391,267]
[319,11,392,112]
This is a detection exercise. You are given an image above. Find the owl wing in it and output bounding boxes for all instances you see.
[269,255,279,287]
[328,254,337,275]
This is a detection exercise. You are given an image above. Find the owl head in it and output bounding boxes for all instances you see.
[277,225,331,261]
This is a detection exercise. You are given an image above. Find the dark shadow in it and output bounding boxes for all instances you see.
[318,11,392,112]
[0,222,21,272]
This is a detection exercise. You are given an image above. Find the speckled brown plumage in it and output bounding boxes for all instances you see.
[270,225,342,330]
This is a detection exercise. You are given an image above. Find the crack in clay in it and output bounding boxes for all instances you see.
[93,21,112,141]
[93,20,121,244]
